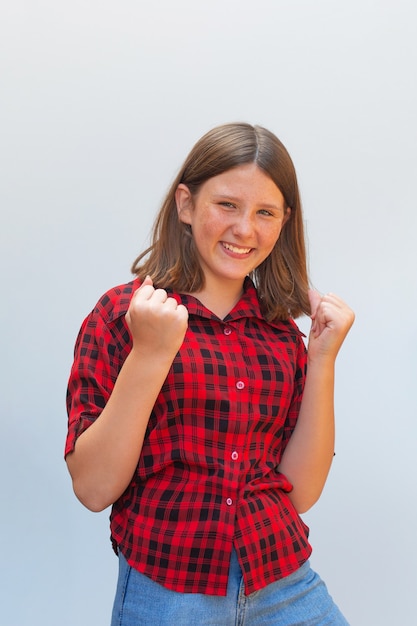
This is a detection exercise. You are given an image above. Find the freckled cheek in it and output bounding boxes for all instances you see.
[197,216,226,239]
[191,221,222,251]
[263,226,283,249]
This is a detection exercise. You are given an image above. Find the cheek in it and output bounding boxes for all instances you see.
[263,224,284,249]
[189,219,218,255]
[194,211,225,238]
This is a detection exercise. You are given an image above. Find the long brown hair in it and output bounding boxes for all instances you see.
[132,123,310,320]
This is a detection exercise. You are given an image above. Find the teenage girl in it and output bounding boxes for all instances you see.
[65,123,354,625]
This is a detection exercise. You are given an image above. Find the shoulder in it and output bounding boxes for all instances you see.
[267,316,306,340]
[92,278,141,324]
[243,279,306,340]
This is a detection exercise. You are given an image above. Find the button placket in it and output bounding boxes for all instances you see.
[221,325,246,513]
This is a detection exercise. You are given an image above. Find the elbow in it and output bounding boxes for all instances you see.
[71,479,112,513]
[288,489,324,515]
[66,455,113,513]
[81,499,110,514]
[293,500,317,515]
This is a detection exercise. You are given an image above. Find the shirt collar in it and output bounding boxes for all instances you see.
[175,277,304,337]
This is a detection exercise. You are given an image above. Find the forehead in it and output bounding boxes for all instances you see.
[200,163,285,204]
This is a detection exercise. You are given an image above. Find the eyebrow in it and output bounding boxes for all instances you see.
[212,194,285,212]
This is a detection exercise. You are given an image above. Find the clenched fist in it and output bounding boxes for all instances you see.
[126,276,189,360]
[307,290,355,362]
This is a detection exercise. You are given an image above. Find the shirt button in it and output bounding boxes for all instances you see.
[236,380,245,390]
[226,498,233,506]
[231,451,239,461]
[223,326,232,336]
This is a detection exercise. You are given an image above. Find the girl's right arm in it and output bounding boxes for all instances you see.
[65,277,188,512]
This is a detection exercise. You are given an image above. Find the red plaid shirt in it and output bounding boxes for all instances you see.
[65,277,311,595]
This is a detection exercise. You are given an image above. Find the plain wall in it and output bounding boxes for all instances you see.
[1,1,416,624]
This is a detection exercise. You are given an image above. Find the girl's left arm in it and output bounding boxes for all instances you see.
[278,290,355,514]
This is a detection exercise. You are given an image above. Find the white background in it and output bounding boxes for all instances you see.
[1,1,416,624]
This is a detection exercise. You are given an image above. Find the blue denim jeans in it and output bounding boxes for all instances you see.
[111,548,349,625]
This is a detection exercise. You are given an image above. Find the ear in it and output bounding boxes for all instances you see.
[175,184,193,225]
[283,206,291,225]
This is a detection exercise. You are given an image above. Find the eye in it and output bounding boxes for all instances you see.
[257,209,274,216]
[219,201,236,209]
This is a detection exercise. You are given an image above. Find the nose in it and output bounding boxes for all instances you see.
[232,210,255,239]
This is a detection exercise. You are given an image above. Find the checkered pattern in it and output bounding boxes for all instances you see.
[66,278,311,595]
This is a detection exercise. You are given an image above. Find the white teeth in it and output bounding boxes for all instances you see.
[223,242,251,254]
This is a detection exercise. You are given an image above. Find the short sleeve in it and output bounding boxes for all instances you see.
[64,304,131,457]
[280,334,307,456]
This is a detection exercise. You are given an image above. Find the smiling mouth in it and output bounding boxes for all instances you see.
[222,242,252,255]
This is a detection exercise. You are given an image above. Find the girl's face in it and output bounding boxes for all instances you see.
[176,163,289,292]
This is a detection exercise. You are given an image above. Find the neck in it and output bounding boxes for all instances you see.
[190,279,245,320]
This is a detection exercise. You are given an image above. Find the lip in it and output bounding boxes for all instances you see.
[221,241,253,256]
